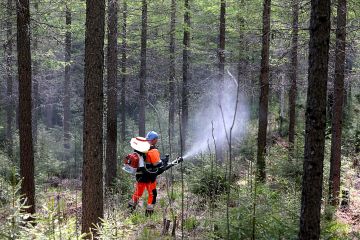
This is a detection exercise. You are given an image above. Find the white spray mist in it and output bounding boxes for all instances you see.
[182,76,250,160]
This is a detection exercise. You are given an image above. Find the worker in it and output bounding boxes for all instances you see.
[128,131,162,216]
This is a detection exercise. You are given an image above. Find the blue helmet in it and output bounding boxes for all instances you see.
[146,131,159,141]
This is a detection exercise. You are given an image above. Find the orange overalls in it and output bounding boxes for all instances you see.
[131,147,161,207]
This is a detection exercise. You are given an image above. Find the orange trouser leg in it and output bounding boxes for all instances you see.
[146,181,157,205]
[132,182,146,203]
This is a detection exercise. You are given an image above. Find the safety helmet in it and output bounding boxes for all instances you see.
[146,131,159,141]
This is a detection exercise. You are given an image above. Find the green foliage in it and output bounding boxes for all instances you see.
[111,170,134,203]
[35,126,68,182]
[267,144,303,187]
[184,216,200,231]
[213,185,300,240]
[321,219,351,240]
[189,163,228,198]
[0,151,18,185]
[0,179,34,239]
[137,227,161,240]
[94,215,132,239]
[127,212,148,225]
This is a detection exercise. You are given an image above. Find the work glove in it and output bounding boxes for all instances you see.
[161,154,170,166]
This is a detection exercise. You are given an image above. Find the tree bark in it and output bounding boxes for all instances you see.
[82,0,105,236]
[168,0,176,149]
[329,0,347,206]
[216,0,226,162]
[219,0,225,82]
[120,0,127,142]
[256,0,271,182]
[138,0,147,137]
[5,0,14,159]
[16,0,35,215]
[181,0,190,151]
[105,0,118,188]
[298,0,331,239]
[32,1,39,146]
[279,74,286,137]
[288,0,299,156]
[63,4,72,151]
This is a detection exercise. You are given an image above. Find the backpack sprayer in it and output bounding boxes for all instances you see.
[122,154,183,175]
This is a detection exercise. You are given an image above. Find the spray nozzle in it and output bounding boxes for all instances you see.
[172,157,183,165]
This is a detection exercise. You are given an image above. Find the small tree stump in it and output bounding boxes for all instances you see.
[161,218,171,235]
[171,216,177,236]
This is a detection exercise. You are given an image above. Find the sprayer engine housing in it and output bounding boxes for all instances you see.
[124,153,140,169]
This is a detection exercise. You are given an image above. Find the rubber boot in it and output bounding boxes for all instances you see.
[128,200,137,213]
[145,204,154,216]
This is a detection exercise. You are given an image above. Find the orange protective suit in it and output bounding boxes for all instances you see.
[131,148,161,206]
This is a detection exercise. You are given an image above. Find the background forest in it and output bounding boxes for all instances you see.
[0,0,360,239]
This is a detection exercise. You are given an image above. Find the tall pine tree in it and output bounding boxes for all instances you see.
[256,0,271,182]
[82,0,105,235]
[329,0,347,206]
[105,0,118,188]
[299,0,331,238]
[17,0,35,216]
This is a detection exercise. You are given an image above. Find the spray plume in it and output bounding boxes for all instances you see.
[182,76,249,160]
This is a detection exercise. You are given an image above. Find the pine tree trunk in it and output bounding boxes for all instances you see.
[329,0,346,206]
[168,0,176,148]
[139,0,147,137]
[82,0,105,235]
[16,0,35,215]
[32,1,39,146]
[5,0,14,159]
[120,0,127,142]
[279,74,286,137]
[63,4,72,151]
[256,0,271,182]
[299,0,331,238]
[288,0,299,156]
[219,0,225,82]
[237,9,245,86]
[181,0,190,151]
[216,0,226,162]
[105,0,118,188]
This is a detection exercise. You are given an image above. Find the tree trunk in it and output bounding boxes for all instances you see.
[63,4,72,151]
[105,0,118,188]
[138,0,147,137]
[168,0,176,149]
[298,0,331,239]
[279,74,286,137]
[16,0,35,215]
[5,0,14,159]
[216,0,226,162]
[288,0,299,156]
[237,7,245,86]
[82,0,105,235]
[329,0,347,206]
[219,0,225,82]
[181,0,190,151]
[120,0,127,142]
[32,1,39,146]
[256,0,271,182]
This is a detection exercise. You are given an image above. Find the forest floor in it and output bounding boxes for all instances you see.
[336,167,360,236]
[2,158,360,239]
